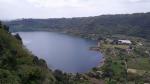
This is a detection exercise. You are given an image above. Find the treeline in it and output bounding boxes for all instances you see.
[4,12,150,40]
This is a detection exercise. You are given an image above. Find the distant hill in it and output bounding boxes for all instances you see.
[4,12,150,40]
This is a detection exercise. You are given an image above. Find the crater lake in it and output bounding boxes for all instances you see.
[19,31,102,73]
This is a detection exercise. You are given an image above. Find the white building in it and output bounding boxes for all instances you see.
[118,40,132,44]
[11,33,17,36]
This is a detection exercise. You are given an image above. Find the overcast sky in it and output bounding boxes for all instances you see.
[0,0,150,20]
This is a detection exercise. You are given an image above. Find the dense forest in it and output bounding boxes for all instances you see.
[4,12,150,40]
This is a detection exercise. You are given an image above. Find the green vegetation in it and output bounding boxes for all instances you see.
[1,12,150,84]
[102,44,129,49]
[0,21,56,84]
[4,12,150,40]
[89,38,150,84]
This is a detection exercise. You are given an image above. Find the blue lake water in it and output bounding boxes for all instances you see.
[19,31,102,73]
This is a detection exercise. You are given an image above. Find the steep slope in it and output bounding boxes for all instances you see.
[0,22,56,84]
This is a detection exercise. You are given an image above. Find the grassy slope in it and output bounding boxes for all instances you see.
[94,39,150,83]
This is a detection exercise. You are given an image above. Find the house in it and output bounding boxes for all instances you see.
[118,40,132,44]
[112,40,132,45]
[11,33,17,36]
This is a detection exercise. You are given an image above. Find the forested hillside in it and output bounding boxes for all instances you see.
[5,12,150,40]
[0,22,56,84]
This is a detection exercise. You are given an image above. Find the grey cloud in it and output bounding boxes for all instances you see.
[0,0,150,20]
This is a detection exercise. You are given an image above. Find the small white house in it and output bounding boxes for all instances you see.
[11,33,17,36]
[118,40,132,44]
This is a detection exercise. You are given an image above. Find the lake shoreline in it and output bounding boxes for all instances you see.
[19,31,102,73]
